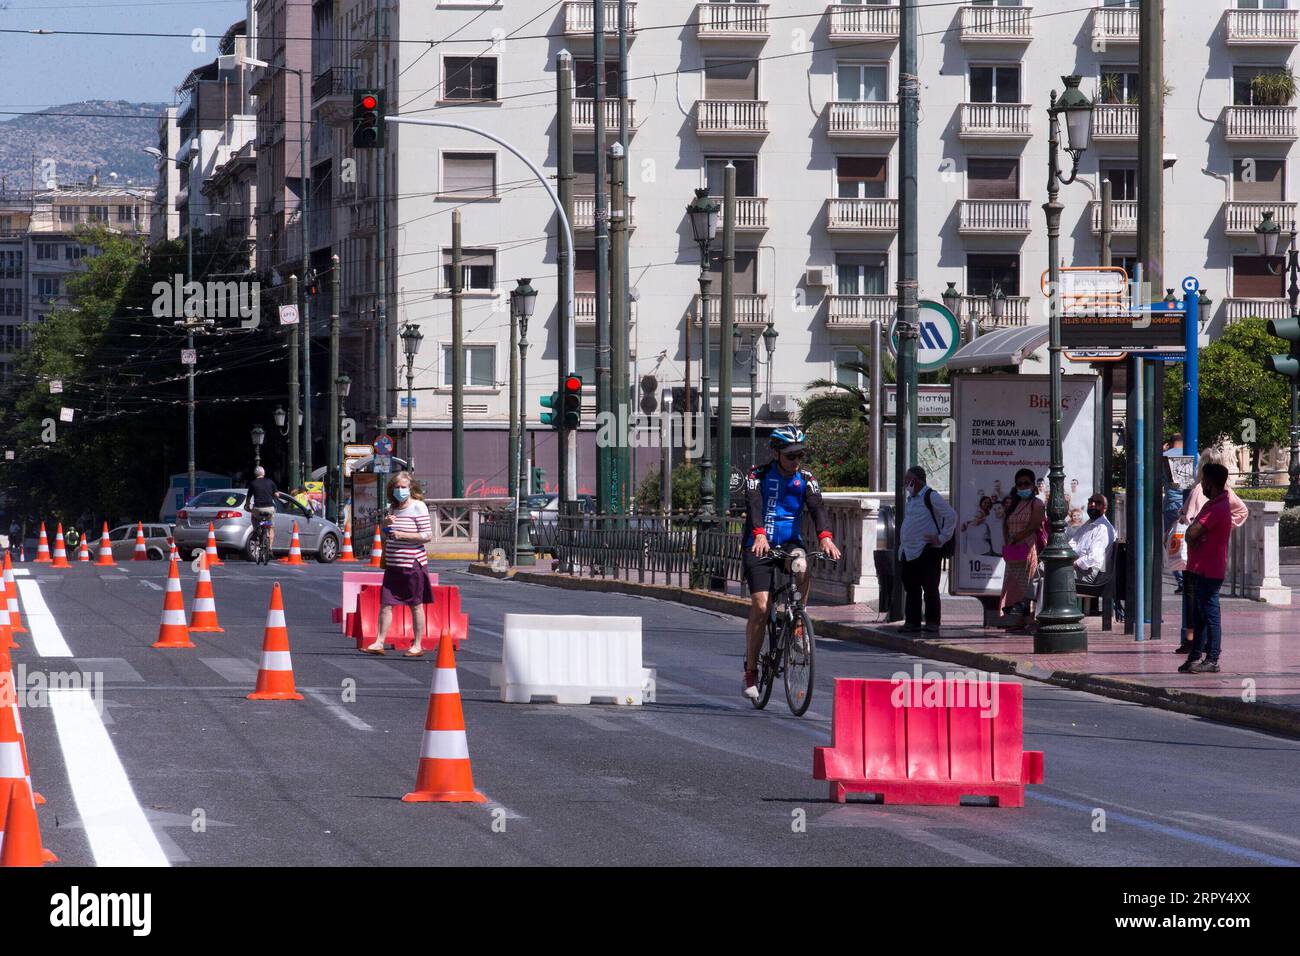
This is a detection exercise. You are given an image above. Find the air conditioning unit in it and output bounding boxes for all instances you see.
[805,266,830,288]
[768,394,790,417]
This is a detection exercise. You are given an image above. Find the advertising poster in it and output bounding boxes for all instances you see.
[884,423,951,496]
[951,374,1100,596]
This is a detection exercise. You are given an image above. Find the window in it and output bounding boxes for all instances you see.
[837,156,887,198]
[836,253,887,296]
[967,158,1019,199]
[574,343,596,382]
[34,243,56,260]
[834,347,867,389]
[1114,255,1140,278]
[1103,166,1138,201]
[442,152,496,197]
[1104,0,1139,7]
[444,56,498,101]
[704,59,758,100]
[705,157,758,196]
[1099,69,1139,105]
[1234,255,1286,297]
[441,248,496,291]
[708,249,758,293]
[971,0,1025,5]
[969,66,1021,104]
[87,205,109,222]
[966,254,1020,296]
[1237,2,1288,10]
[441,344,495,387]
[37,277,58,297]
[1234,65,1289,105]
[58,206,78,224]
[707,345,751,383]
[574,248,610,292]
[1234,158,1285,200]
[64,245,85,262]
[117,205,134,223]
[836,62,888,103]
[574,58,621,99]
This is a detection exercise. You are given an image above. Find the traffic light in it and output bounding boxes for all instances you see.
[540,390,561,429]
[352,89,385,149]
[1266,316,1300,379]
[562,374,583,429]
[530,466,544,495]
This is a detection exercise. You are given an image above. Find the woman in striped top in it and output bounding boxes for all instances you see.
[362,472,435,657]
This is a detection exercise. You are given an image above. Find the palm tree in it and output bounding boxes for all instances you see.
[798,345,890,430]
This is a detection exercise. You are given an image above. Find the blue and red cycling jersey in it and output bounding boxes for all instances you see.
[742,462,832,549]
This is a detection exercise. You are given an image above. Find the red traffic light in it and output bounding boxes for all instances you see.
[564,375,582,393]
[361,94,378,110]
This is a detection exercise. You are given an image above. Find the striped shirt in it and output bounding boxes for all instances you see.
[384,499,431,568]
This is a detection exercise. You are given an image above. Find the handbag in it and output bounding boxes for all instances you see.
[1002,539,1032,562]
[923,489,956,559]
[1164,520,1188,573]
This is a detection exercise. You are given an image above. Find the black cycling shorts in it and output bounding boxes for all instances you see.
[742,539,805,594]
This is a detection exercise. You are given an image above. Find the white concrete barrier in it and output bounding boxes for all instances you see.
[492,614,655,705]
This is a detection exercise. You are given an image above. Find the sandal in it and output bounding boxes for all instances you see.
[361,645,386,656]
[403,648,426,658]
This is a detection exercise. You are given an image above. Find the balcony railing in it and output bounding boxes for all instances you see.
[1092,103,1138,140]
[694,292,768,326]
[1091,4,1139,45]
[827,3,899,41]
[826,294,895,327]
[564,2,637,35]
[959,102,1032,138]
[696,3,769,38]
[1224,105,1298,141]
[827,197,898,232]
[573,196,638,230]
[1227,297,1290,324]
[959,4,1032,42]
[712,195,768,230]
[963,294,1030,327]
[826,100,899,136]
[575,292,638,325]
[572,98,637,132]
[696,99,768,134]
[312,66,357,103]
[958,198,1032,234]
[1089,199,1138,235]
[1225,8,1299,46]
[1224,201,1298,236]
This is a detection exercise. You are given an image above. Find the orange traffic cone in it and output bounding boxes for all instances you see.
[338,522,357,562]
[189,553,223,633]
[133,522,148,561]
[0,594,15,653]
[204,523,224,567]
[0,781,48,867]
[34,524,50,563]
[247,583,302,701]
[369,528,383,568]
[3,553,25,636]
[167,536,177,563]
[49,524,70,569]
[1,654,44,809]
[284,523,305,566]
[402,636,486,804]
[96,522,115,566]
[151,558,194,649]
[77,533,90,563]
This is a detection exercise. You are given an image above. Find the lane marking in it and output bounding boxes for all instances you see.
[139,580,163,591]
[305,689,374,731]
[321,656,423,685]
[198,657,259,684]
[1171,811,1300,851]
[15,579,73,657]
[12,568,30,576]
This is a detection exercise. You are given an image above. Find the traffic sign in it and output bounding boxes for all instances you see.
[49,379,62,394]
[278,304,299,326]
[399,396,418,409]
[1042,266,1129,317]
[372,454,392,474]
[887,300,962,371]
[181,349,197,365]
[373,434,394,455]
[344,443,371,458]
[884,384,951,417]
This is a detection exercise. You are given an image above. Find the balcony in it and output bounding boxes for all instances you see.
[1227,297,1290,324]
[564,2,638,36]
[958,199,1032,235]
[349,199,376,238]
[1225,8,1299,46]
[575,292,638,325]
[1092,103,1138,141]
[572,98,637,134]
[1090,4,1138,46]
[1224,200,1297,236]
[1088,199,1138,235]
[826,294,895,328]
[958,4,1032,43]
[1223,105,1298,141]
[313,66,358,125]
[963,294,1030,327]
[958,102,1032,139]
[696,3,769,40]
[826,100,899,137]
[828,4,898,43]
[693,292,768,326]
[573,196,638,231]
[696,99,768,135]
[827,197,898,233]
[717,196,769,231]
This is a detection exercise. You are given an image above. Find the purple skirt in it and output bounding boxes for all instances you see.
[380,563,434,607]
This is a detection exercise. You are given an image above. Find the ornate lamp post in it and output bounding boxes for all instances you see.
[399,322,423,475]
[334,375,351,520]
[250,425,265,468]
[989,284,1008,324]
[1037,74,1095,653]
[511,278,538,566]
[687,188,721,516]
[1258,211,1300,508]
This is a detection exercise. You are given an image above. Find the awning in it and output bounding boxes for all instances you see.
[946,323,1050,371]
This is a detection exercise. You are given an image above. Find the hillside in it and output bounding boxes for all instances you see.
[0,100,168,192]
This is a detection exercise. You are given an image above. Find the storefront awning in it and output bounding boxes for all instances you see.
[946,323,1050,371]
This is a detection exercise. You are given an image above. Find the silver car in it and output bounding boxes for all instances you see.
[105,524,174,561]
[173,488,342,562]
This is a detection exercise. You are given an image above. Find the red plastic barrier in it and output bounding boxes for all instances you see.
[813,678,1043,807]
[336,570,437,634]
[348,583,467,653]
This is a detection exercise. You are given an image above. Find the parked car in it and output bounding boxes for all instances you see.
[107,523,174,561]
[530,493,597,524]
[172,489,343,562]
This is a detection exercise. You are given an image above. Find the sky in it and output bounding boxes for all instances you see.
[0,0,250,109]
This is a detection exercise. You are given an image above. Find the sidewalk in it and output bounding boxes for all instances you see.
[468,563,1300,738]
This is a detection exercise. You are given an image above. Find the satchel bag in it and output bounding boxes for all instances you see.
[924,489,956,559]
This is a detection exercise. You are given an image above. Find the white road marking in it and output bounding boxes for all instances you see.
[305,689,374,731]
[139,580,163,591]
[15,579,73,657]
[76,658,145,683]
[198,657,259,683]
[12,568,30,576]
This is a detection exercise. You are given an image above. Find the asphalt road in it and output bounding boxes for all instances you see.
[10,558,1300,867]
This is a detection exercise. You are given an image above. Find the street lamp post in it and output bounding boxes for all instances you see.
[335,375,351,522]
[734,320,779,470]
[399,322,423,475]
[1037,74,1094,654]
[250,425,265,468]
[687,188,721,516]
[511,278,538,566]
[1257,212,1300,508]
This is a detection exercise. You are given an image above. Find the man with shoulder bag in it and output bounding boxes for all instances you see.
[897,466,957,633]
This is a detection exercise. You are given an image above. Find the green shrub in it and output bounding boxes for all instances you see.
[1235,487,1289,501]
[634,462,702,513]
[1280,507,1300,547]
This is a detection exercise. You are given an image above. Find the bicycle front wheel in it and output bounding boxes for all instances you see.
[751,623,776,710]
[782,610,815,716]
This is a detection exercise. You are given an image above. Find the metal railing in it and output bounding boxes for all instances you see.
[828,3,899,40]
[312,66,357,102]
[827,196,898,231]
[827,100,899,136]
[959,4,1032,40]
[1225,7,1299,45]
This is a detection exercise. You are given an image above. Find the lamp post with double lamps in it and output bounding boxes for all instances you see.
[511,278,539,566]
[1036,75,1095,654]
[399,323,423,475]
[734,321,779,469]
[1255,211,1300,508]
[250,425,265,468]
[686,189,721,516]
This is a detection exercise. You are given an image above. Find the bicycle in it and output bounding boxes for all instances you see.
[253,514,274,566]
[751,546,835,716]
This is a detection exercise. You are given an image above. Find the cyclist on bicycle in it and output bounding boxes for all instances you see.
[742,427,841,700]
[244,466,279,554]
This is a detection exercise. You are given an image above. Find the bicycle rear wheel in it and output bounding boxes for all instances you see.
[782,609,815,716]
[751,623,776,710]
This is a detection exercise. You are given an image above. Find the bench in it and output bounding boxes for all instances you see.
[348,583,467,653]
[813,678,1044,807]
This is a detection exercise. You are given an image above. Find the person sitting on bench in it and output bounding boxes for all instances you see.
[1067,494,1115,586]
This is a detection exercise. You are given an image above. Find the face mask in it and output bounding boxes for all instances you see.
[1017,488,1033,499]
[394,487,410,503]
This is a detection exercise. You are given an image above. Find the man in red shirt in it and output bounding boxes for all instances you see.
[1178,462,1233,674]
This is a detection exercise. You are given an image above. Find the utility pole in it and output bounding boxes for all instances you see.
[890,0,920,621]
[716,163,736,511]
[375,0,390,508]
[617,0,632,512]
[296,67,313,484]
[869,318,882,491]
[185,211,196,501]
[451,209,465,497]
[1100,181,1114,514]
[328,252,341,522]
[288,274,301,489]
[557,52,576,505]
[509,265,520,503]
[609,142,628,513]
[593,0,612,514]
